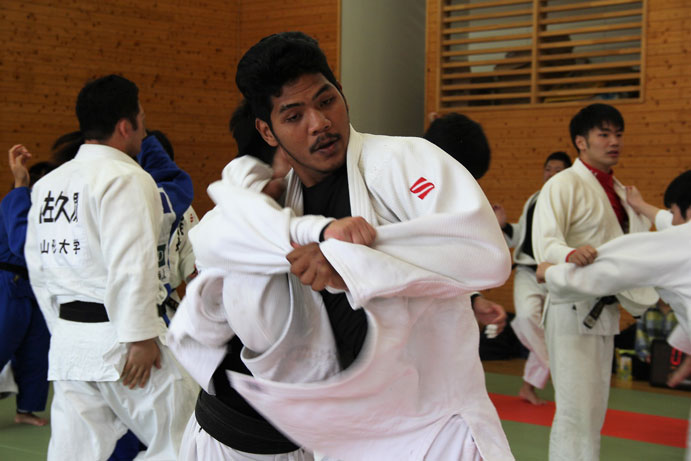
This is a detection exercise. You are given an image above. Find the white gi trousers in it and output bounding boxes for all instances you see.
[0,363,17,396]
[48,346,197,461]
[545,303,613,461]
[178,414,312,461]
[511,265,550,389]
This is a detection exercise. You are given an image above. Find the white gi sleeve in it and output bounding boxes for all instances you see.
[101,172,164,343]
[167,269,231,392]
[532,177,577,264]
[221,156,273,193]
[191,183,334,274]
[168,267,294,391]
[544,230,670,302]
[655,209,673,231]
[544,227,678,322]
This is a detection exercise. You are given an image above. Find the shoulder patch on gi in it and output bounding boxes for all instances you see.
[410,177,435,200]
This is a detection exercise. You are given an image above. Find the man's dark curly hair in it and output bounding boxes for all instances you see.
[235,31,341,127]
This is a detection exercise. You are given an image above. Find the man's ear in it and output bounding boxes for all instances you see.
[256,118,279,147]
[114,118,130,139]
[575,135,588,152]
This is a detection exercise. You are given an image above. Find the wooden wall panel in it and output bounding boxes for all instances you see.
[238,0,340,79]
[1,0,241,215]
[1,0,341,215]
[427,0,691,312]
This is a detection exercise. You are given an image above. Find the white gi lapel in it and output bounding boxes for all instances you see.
[344,126,378,225]
[284,170,303,214]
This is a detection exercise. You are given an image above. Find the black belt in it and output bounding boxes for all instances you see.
[0,262,28,279]
[195,390,299,454]
[582,295,618,329]
[59,301,110,323]
[512,263,537,271]
[59,301,165,323]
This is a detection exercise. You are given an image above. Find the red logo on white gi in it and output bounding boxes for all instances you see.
[410,177,435,199]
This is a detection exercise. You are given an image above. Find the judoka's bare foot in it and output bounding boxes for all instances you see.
[519,381,547,405]
[668,355,691,388]
[15,412,48,426]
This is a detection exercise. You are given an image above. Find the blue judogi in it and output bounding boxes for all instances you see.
[0,186,50,412]
[137,135,193,234]
[137,136,193,302]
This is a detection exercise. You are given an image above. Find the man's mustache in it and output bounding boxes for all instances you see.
[310,133,341,153]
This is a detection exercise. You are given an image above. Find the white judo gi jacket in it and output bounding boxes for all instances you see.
[533,158,658,333]
[25,144,167,381]
[182,127,514,460]
[503,191,552,389]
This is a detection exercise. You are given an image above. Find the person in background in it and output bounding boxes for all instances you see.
[536,169,691,460]
[0,145,53,426]
[147,130,199,318]
[24,74,196,461]
[532,103,658,460]
[493,151,572,405]
[136,130,194,321]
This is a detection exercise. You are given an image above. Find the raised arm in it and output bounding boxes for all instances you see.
[626,185,663,225]
[3,145,33,258]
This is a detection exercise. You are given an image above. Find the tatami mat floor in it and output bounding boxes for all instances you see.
[0,358,688,460]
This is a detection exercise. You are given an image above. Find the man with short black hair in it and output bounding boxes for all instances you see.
[423,112,491,180]
[25,74,195,460]
[183,32,514,460]
[532,103,658,459]
[536,169,691,459]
